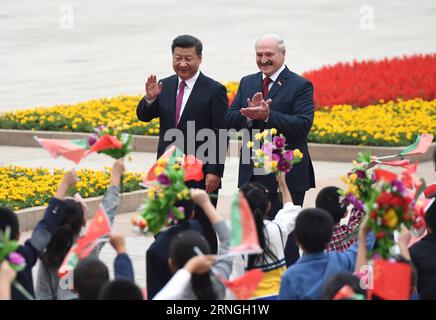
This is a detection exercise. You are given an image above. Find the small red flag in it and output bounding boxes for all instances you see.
[86,134,122,154]
[58,206,111,277]
[183,154,204,182]
[374,169,398,183]
[424,184,436,198]
[222,269,264,300]
[369,259,412,300]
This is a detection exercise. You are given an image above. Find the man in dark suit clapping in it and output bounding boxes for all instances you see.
[137,35,228,254]
[225,34,316,266]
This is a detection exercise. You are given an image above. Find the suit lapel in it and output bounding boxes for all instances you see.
[265,66,290,100]
[177,72,207,128]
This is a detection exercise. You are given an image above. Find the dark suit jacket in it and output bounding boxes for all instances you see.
[410,233,436,300]
[225,66,315,193]
[146,220,203,300]
[137,72,228,179]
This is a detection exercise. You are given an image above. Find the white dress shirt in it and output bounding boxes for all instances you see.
[176,69,200,123]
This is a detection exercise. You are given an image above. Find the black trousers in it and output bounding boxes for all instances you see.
[267,191,305,267]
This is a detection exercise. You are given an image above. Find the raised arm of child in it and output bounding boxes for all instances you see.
[0,261,17,300]
[190,189,232,284]
[90,158,126,258]
[277,172,292,205]
[109,233,134,282]
[398,225,412,261]
[354,215,371,273]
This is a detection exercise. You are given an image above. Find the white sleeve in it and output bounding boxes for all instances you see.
[153,268,191,300]
[273,202,301,244]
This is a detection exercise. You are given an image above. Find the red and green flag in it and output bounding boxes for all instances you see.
[58,205,111,277]
[399,133,434,156]
[374,134,434,162]
[35,134,122,164]
[229,193,262,255]
[368,259,412,300]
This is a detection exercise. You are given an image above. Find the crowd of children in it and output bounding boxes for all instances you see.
[0,150,435,300]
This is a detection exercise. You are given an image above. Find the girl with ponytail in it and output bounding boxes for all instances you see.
[153,189,232,300]
[35,158,126,300]
[240,173,302,300]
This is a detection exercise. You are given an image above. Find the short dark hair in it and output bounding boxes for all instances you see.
[171,35,203,56]
[175,198,195,222]
[295,208,334,253]
[425,197,436,232]
[322,272,366,300]
[316,186,347,223]
[0,207,20,240]
[99,280,143,300]
[73,258,109,300]
[169,230,217,300]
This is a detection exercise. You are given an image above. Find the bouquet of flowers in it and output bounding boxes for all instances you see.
[339,152,375,212]
[247,128,303,175]
[88,123,133,159]
[132,151,191,234]
[364,169,416,259]
[0,226,33,299]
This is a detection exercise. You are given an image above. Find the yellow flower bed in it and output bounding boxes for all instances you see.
[0,95,160,136]
[0,84,434,146]
[310,98,436,146]
[0,166,144,210]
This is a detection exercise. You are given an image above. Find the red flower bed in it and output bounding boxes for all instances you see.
[302,54,436,108]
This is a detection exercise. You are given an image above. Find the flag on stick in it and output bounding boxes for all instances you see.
[58,206,111,277]
[229,193,262,255]
[35,134,122,164]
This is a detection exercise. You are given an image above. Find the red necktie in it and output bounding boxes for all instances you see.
[263,77,272,97]
[175,80,186,126]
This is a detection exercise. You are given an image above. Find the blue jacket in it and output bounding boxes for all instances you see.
[278,232,375,300]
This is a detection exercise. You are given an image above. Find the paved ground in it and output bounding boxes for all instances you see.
[1,0,435,111]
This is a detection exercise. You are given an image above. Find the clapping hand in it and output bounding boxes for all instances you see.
[241,92,271,121]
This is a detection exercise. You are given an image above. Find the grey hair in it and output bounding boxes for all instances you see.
[255,34,286,52]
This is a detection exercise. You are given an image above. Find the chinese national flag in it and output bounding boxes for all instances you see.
[369,259,411,300]
[58,206,111,277]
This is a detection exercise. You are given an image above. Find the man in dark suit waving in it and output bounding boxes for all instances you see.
[137,35,228,254]
[225,34,315,266]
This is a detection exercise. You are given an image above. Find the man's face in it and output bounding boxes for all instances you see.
[172,47,202,81]
[255,38,285,77]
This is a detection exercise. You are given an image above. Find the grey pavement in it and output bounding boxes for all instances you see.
[1,0,436,111]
